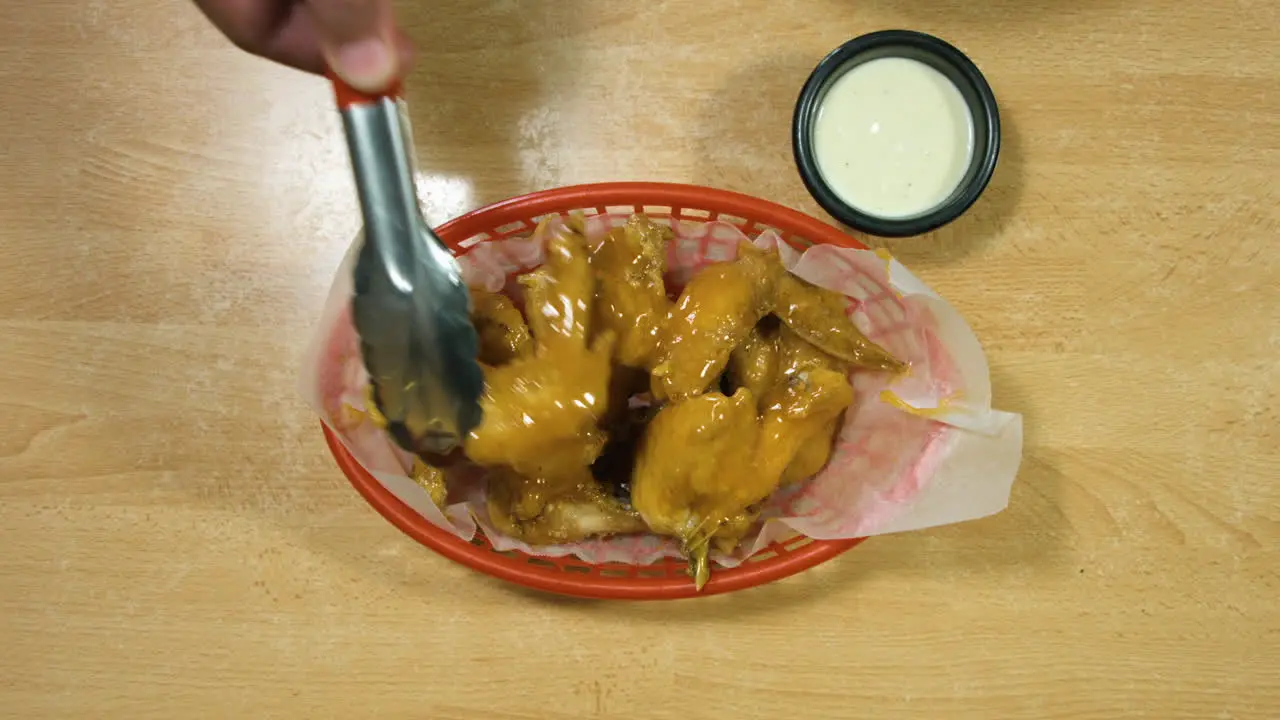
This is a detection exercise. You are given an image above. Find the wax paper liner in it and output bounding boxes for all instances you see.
[300,214,1023,568]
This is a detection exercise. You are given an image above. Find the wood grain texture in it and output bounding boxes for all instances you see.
[1,0,1277,718]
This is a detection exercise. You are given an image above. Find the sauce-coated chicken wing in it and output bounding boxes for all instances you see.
[470,289,533,366]
[632,368,854,587]
[466,222,617,498]
[520,219,595,356]
[774,273,904,373]
[487,468,646,545]
[651,244,781,401]
[590,215,673,369]
[411,458,449,509]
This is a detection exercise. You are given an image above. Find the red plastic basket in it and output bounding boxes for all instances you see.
[323,182,871,600]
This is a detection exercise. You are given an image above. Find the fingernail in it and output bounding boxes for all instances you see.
[332,37,395,92]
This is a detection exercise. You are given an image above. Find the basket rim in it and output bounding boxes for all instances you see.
[326,181,873,600]
[438,181,867,250]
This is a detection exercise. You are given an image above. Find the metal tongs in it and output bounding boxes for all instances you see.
[328,72,484,455]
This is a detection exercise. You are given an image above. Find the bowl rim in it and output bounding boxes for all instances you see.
[792,29,1002,238]
[325,181,871,600]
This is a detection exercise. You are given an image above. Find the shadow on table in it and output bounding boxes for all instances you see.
[692,51,1026,267]
[880,113,1026,268]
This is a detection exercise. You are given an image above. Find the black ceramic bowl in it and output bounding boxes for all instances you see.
[792,30,1001,238]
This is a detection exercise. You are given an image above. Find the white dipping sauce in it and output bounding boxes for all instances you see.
[813,56,975,219]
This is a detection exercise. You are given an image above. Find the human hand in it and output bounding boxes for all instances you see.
[193,0,414,92]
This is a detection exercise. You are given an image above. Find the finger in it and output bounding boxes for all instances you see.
[193,0,324,74]
[192,0,413,82]
[305,0,401,93]
[259,4,327,74]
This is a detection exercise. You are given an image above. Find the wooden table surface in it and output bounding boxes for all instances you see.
[2,0,1277,718]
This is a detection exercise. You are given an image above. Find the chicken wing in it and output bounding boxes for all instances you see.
[632,369,854,588]
[754,368,855,489]
[465,330,615,483]
[487,467,646,545]
[777,323,848,377]
[466,221,617,489]
[700,370,853,557]
[774,326,851,484]
[773,273,904,373]
[590,215,673,369]
[520,218,595,357]
[411,457,449,510]
[470,288,533,366]
[651,244,781,401]
[630,389,760,587]
[780,422,842,486]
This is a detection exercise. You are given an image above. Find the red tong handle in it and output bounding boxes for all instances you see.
[326,68,403,109]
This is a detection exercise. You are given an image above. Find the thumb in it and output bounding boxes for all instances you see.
[307,0,400,93]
